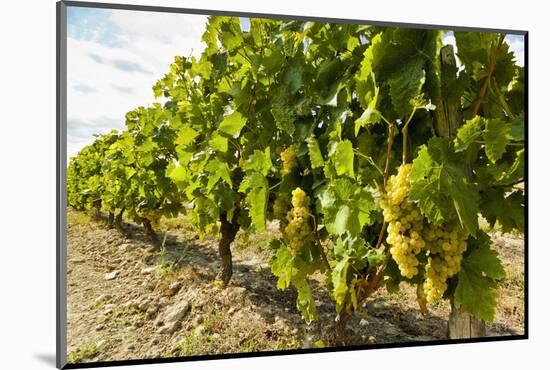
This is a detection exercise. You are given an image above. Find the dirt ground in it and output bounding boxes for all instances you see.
[65,210,525,364]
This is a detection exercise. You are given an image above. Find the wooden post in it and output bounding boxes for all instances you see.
[433,44,487,339]
[448,300,486,339]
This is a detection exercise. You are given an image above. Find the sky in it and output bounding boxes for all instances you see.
[67,7,208,160]
[66,7,525,160]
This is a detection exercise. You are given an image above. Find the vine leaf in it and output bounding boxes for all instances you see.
[175,126,199,147]
[454,233,505,322]
[218,111,247,137]
[483,118,510,163]
[455,116,482,152]
[409,137,479,235]
[296,280,318,323]
[480,189,524,233]
[209,134,228,153]
[205,159,232,191]
[388,57,426,117]
[331,256,351,312]
[333,140,355,178]
[239,172,268,231]
[306,136,324,169]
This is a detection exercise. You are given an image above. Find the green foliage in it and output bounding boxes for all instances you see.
[454,233,506,322]
[67,18,524,325]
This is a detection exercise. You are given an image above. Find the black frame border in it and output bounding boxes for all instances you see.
[56,1,529,369]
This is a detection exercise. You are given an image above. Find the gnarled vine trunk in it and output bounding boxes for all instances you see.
[107,212,115,228]
[142,218,158,245]
[91,199,102,220]
[115,208,124,229]
[218,210,240,287]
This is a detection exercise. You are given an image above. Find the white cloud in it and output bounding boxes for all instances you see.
[67,8,207,160]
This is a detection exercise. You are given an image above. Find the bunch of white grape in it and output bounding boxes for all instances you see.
[283,188,312,252]
[380,164,426,279]
[280,144,299,175]
[422,224,468,303]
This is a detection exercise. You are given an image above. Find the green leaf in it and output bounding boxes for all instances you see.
[354,82,381,135]
[243,147,272,176]
[509,114,525,141]
[306,136,324,169]
[480,189,524,233]
[269,246,293,289]
[283,59,304,94]
[218,111,247,137]
[483,118,511,163]
[455,116,483,152]
[239,172,268,231]
[175,126,199,146]
[333,140,354,178]
[388,57,426,117]
[205,158,232,191]
[409,138,479,235]
[331,256,350,312]
[296,280,318,323]
[209,134,228,153]
[454,233,505,322]
[166,164,186,183]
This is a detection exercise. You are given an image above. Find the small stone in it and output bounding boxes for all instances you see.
[228,307,237,315]
[164,300,190,323]
[168,281,182,294]
[141,267,155,275]
[302,335,314,349]
[94,294,112,306]
[138,299,151,312]
[291,328,299,335]
[359,319,368,327]
[105,271,118,280]
[157,321,181,335]
[368,336,376,344]
[212,333,221,340]
[95,324,104,331]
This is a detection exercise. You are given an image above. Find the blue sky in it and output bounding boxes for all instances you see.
[66,8,524,160]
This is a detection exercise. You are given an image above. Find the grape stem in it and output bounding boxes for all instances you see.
[402,107,417,163]
[353,149,384,176]
[383,124,395,187]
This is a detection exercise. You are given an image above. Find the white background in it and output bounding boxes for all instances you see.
[0,0,545,369]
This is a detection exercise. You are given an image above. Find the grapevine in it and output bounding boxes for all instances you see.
[65,17,525,329]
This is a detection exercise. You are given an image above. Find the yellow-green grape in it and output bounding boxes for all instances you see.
[273,192,290,224]
[381,164,425,279]
[423,224,468,303]
[281,144,299,175]
[283,188,311,252]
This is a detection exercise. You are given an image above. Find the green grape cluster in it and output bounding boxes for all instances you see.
[283,188,312,252]
[381,164,426,279]
[273,192,290,225]
[423,225,468,303]
[280,144,299,175]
